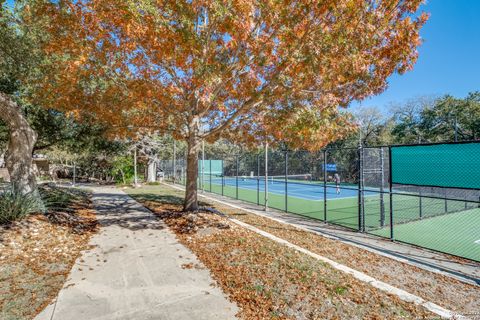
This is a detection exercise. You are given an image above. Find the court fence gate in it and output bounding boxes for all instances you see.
[161,141,480,263]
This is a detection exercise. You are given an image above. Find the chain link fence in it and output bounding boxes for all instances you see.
[163,141,480,262]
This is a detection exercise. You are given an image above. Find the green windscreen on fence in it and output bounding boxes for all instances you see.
[198,160,223,175]
[391,142,480,189]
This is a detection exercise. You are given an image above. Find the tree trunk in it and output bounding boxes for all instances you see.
[0,151,5,168]
[184,134,200,211]
[120,169,126,185]
[147,157,157,182]
[0,93,39,197]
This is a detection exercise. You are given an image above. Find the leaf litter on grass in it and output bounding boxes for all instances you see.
[129,185,479,317]
[0,185,98,320]
[214,205,480,316]
[138,196,434,320]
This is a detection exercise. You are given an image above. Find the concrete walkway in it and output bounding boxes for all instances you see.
[36,186,238,320]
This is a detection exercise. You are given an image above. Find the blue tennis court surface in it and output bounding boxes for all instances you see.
[204,177,371,200]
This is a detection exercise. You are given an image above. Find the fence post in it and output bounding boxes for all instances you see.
[265,143,269,211]
[419,188,423,219]
[285,151,288,212]
[444,188,448,213]
[358,144,364,232]
[361,146,366,232]
[388,146,394,240]
[209,159,212,192]
[380,148,385,227]
[235,155,239,199]
[173,140,176,184]
[201,140,205,193]
[257,154,260,205]
[323,149,327,222]
[221,158,224,196]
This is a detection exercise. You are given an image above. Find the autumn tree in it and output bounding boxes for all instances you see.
[31,0,428,210]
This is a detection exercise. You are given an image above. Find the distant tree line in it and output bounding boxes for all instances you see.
[333,92,480,148]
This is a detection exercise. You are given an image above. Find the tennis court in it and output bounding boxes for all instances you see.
[163,142,480,262]
[202,175,364,228]
[201,173,480,262]
[206,175,362,200]
[371,205,480,262]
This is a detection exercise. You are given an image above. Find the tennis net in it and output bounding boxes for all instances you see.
[207,174,313,185]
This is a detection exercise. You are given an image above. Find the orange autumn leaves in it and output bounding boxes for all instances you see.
[27,0,427,150]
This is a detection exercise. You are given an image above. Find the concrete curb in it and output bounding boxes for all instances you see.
[196,189,479,286]
[164,183,468,319]
[231,218,464,320]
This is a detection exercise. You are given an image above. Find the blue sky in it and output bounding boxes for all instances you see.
[352,0,480,112]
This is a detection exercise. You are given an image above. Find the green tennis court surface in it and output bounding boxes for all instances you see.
[371,208,480,262]
[202,180,480,262]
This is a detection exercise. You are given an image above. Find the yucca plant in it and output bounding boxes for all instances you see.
[0,188,42,224]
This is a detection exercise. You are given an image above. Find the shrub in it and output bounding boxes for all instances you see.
[0,189,41,224]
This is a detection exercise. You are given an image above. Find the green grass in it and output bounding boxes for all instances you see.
[200,181,480,262]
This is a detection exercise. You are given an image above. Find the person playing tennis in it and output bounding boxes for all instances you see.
[334,173,341,194]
